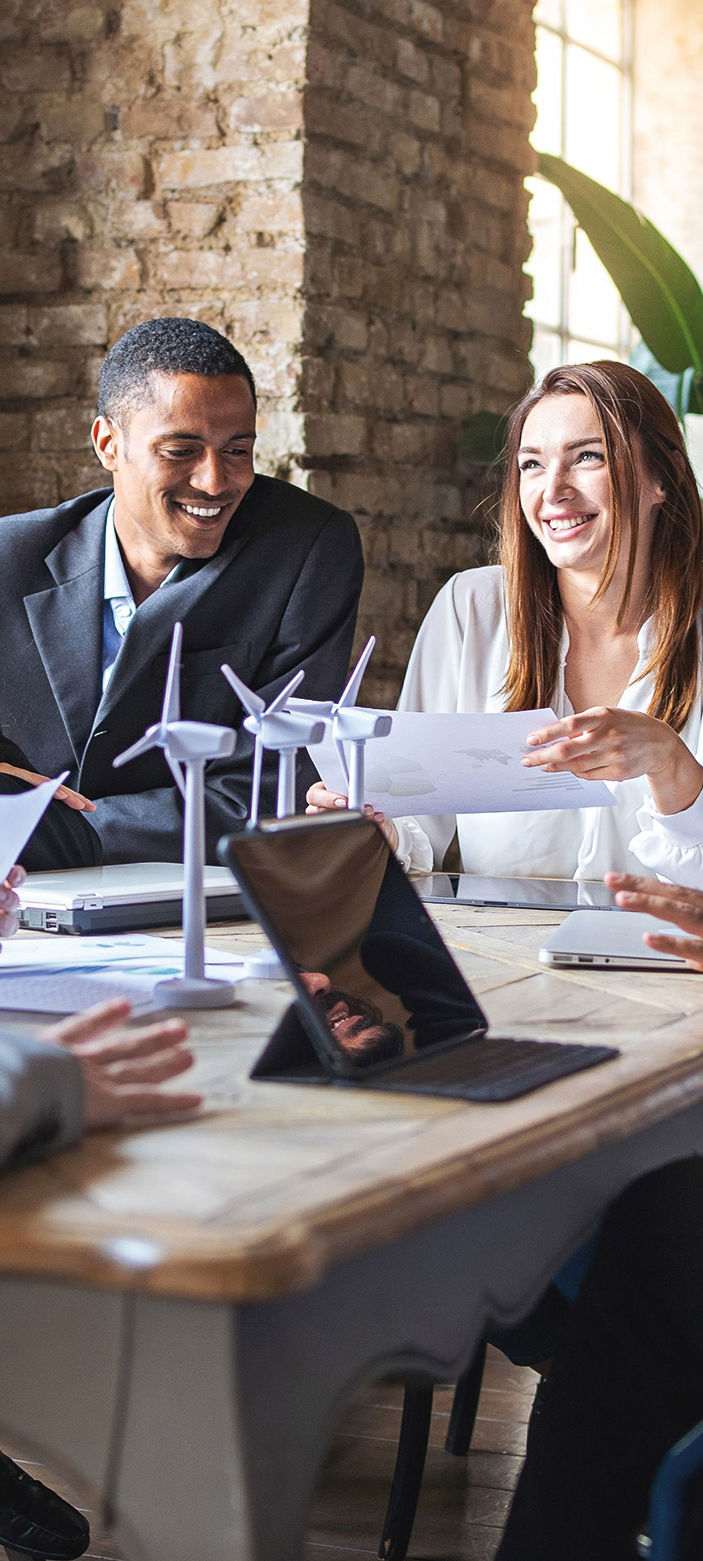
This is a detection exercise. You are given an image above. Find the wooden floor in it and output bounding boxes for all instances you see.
[5,1348,536,1560]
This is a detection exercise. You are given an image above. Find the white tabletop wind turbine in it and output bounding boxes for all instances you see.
[114,622,238,1009]
[220,665,326,823]
[290,636,392,810]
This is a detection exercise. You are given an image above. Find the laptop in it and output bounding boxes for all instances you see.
[217,814,618,1102]
[415,873,616,911]
[18,862,246,935]
[539,909,689,970]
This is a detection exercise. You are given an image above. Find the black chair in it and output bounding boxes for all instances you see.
[378,1342,487,1561]
[378,1284,572,1560]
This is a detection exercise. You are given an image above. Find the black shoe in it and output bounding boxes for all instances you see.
[0,1450,89,1559]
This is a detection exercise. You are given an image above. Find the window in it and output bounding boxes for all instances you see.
[525,0,634,379]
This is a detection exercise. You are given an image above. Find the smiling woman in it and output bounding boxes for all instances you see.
[308,361,703,887]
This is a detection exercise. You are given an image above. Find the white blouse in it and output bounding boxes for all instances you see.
[394,566,703,885]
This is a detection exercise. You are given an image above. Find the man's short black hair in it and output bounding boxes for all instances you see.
[98,316,256,421]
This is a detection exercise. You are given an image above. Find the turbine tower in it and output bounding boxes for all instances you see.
[114,622,237,1009]
[220,665,326,823]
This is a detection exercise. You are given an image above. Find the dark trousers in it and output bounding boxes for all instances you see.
[0,776,102,871]
[496,1157,703,1561]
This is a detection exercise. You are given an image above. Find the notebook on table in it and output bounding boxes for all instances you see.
[18,862,246,934]
[217,814,618,1102]
[539,909,689,970]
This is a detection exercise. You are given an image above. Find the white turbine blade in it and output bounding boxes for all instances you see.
[221,663,266,721]
[336,636,375,711]
[162,622,183,728]
[113,730,160,768]
[265,668,305,717]
[250,735,264,825]
[166,751,187,799]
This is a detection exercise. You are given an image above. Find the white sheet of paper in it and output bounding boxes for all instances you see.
[311,709,616,816]
[0,774,69,883]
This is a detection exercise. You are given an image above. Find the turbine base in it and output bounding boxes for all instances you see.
[153,976,237,1009]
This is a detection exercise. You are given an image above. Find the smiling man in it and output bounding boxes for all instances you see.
[0,317,364,866]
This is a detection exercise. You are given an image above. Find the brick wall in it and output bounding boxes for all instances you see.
[0,0,536,703]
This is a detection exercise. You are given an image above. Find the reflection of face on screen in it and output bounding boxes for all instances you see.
[298,972,403,1066]
[226,816,489,1073]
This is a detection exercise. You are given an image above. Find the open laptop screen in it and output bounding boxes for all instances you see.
[219,814,488,1074]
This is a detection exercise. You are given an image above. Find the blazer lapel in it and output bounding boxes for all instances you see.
[23,500,109,763]
[91,522,252,729]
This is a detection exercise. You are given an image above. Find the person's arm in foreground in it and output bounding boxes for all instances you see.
[0,999,201,1171]
[604,870,703,970]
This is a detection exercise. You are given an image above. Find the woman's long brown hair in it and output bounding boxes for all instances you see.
[500,361,703,731]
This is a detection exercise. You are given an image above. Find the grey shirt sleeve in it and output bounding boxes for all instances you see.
[0,1032,83,1170]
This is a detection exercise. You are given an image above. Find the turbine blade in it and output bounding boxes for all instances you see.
[113,731,160,768]
[336,636,375,710]
[166,751,187,799]
[162,622,183,727]
[265,667,305,716]
[221,663,266,720]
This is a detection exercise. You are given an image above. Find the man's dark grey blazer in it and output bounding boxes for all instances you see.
[0,477,363,863]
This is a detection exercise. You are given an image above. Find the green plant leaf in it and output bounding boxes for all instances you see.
[629,341,703,418]
[537,151,703,376]
[459,410,509,465]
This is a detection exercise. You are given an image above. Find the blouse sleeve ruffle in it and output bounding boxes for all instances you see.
[393,816,435,875]
[629,787,703,887]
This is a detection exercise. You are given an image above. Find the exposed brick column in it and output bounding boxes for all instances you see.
[301,0,536,700]
[0,0,536,701]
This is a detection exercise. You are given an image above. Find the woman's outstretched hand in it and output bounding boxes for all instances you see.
[522,708,703,816]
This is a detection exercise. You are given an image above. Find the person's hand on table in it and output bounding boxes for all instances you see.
[521,707,703,815]
[605,870,703,972]
[0,763,96,813]
[0,864,24,947]
[41,999,202,1129]
[305,781,399,852]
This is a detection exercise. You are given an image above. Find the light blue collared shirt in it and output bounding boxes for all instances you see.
[101,502,180,693]
[102,500,136,693]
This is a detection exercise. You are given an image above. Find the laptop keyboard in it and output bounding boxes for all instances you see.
[366,1035,618,1102]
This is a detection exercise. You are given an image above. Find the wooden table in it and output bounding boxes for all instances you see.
[1,903,703,1561]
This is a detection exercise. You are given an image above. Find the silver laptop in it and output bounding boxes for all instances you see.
[539,909,689,970]
[19,862,245,934]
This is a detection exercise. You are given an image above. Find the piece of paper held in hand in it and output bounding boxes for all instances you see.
[310,710,616,817]
[0,774,69,883]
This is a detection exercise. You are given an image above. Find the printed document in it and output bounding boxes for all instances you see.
[312,709,616,817]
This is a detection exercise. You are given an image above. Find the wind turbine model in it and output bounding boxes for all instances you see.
[114,622,238,1009]
[290,636,392,811]
[220,665,327,823]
